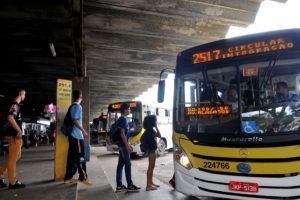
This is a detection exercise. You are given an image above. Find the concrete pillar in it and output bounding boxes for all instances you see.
[72,76,90,160]
[55,79,72,180]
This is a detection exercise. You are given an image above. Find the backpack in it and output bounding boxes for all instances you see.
[61,104,75,136]
[0,110,8,136]
[0,103,18,136]
[108,122,121,144]
[140,133,149,153]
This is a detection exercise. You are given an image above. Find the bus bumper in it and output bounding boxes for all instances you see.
[174,162,300,200]
[106,142,119,152]
[131,141,142,155]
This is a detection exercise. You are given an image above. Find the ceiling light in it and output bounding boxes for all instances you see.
[49,43,56,57]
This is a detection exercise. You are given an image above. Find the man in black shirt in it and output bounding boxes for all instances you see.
[0,89,26,189]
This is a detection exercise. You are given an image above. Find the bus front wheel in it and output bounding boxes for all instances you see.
[157,139,166,157]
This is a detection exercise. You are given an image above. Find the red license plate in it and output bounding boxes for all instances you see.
[230,181,259,193]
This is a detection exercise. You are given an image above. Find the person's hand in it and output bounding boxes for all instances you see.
[126,145,133,153]
[16,131,22,139]
[83,130,88,138]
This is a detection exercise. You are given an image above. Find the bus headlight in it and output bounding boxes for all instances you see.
[174,145,192,170]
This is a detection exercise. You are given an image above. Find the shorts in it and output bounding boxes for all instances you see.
[147,149,156,154]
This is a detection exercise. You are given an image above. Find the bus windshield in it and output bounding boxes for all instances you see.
[175,56,300,142]
[107,102,143,137]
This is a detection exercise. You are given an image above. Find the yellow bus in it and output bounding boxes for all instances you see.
[158,29,300,199]
[106,101,173,156]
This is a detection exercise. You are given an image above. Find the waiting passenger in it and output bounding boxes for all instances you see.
[273,82,300,103]
[115,103,140,192]
[141,115,161,191]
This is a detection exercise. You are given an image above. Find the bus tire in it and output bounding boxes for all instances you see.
[157,139,166,157]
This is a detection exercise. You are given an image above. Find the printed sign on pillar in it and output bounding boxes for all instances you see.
[55,79,72,180]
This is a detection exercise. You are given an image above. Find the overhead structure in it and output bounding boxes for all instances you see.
[0,0,82,116]
[83,0,287,118]
[0,0,287,119]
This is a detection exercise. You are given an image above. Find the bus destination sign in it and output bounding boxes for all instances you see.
[186,105,231,116]
[111,103,137,109]
[193,38,295,64]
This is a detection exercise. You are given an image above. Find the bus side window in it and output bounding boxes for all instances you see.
[165,109,169,117]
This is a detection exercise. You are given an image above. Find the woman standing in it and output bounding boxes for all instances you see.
[142,115,161,191]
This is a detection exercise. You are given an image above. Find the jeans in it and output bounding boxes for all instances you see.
[116,146,133,187]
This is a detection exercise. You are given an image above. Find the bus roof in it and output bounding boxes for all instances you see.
[178,28,300,73]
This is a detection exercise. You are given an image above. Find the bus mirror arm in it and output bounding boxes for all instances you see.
[158,68,175,103]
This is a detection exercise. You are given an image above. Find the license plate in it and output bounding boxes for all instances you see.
[230,181,259,193]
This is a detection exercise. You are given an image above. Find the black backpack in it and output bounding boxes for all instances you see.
[0,103,16,136]
[140,133,148,152]
[61,104,75,136]
[0,110,7,136]
[108,122,121,144]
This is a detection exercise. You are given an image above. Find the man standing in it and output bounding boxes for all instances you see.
[116,103,140,192]
[0,89,26,189]
[64,89,92,185]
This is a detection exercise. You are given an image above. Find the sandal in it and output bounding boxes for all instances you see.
[146,186,157,191]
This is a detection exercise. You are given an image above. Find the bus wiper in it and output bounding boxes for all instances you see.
[202,66,222,125]
[258,54,280,105]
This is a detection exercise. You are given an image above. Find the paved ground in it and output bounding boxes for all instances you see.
[0,146,77,200]
[0,145,118,200]
[93,146,214,200]
[0,144,225,200]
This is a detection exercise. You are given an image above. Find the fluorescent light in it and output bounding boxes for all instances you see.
[49,43,56,57]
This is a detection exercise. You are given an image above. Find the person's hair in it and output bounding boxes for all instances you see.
[15,88,25,98]
[73,89,82,100]
[120,103,130,114]
[143,115,157,130]
[277,82,288,89]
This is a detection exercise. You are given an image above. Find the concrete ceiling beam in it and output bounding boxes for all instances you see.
[90,76,160,84]
[84,31,195,55]
[84,0,261,26]
[87,68,165,79]
[87,59,171,73]
[85,47,176,66]
[83,6,228,42]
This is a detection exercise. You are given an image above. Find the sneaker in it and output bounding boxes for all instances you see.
[127,184,141,192]
[8,181,25,189]
[0,178,7,188]
[115,185,127,192]
[80,179,93,186]
[64,178,78,184]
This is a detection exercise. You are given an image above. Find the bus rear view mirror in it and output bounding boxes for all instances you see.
[158,80,165,103]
